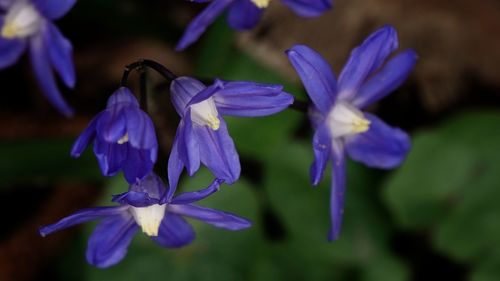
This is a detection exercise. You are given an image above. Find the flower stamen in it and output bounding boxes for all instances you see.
[131,204,166,237]
[327,102,371,138]
[1,2,43,39]
[190,98,221,131]
[251,0,271,8]
[117,133,129,145]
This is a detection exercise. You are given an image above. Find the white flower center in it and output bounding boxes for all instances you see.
[190,98,220,130]
[327,101,371,138]
[117,133,129,145]
[131,204,166,237]
[1,1,43,39]
[251,0,271,8]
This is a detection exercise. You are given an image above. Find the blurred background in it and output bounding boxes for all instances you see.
[1,0,500,280]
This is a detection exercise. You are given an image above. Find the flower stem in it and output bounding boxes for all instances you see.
[120,59,178,87]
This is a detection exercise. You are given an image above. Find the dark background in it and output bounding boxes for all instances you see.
[1,0,500,280]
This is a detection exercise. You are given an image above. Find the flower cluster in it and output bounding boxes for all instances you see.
[14,0,419,270]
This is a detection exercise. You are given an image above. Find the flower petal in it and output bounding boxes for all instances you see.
[0,20,26,68]
[167,129,185,196]
[29,34,73,117]
[345,113,411,169]
[194,117,240,184]
[112,191,160,207]
[286,44,337,114]
[86,215,138,268]
[93,137,128,176]
[170,204,251,230]
[39,206,127,237]
[281,0,332,17]
[310,123,331,185]
[171,178,223,204]
[123,106,157,150]
[226,0,263,30]
[213,81,294,117]
[107,87,139,109]
[337,25,399,101]
[70,113,100,158]
[96,108,127,144]
[42,22,75,88]
[176,0,234,51]
[151,214,195,248]
[328,140,345,241]
[33,0,77,20]
[170,77,206,116]
[352,49,418,109]
[122,148,156,184]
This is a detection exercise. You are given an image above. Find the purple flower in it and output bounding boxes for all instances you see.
[286,25,417,240]
[71,87,158,184]
[168,77,294,191]
[39,173,251,268]
[0,0,76,116]
[176,0,332,51]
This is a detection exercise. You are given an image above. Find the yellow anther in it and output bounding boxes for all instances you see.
[207,115,220,130]
[1,24,18,39]
[352,118,371,133]
[251,0,271,8]
[117,133,129,144]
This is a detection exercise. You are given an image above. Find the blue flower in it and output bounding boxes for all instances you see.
[176,0,332,51]
[71,87,158,184]
[39,173,251,268]
[286,25,417,240]
[0,0,76,116]
[168,77,294,191]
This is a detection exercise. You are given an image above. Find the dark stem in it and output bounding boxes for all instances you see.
[120,59,178,87]
[139,69,148,112]
[289,99,309,113]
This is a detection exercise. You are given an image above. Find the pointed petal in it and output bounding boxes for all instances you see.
[86,215,138,268]
[39,206,127,236]
[194,118,240,184]
[0,22,26,68]
[93,137,127,176]
[176,0,234,51]
[170,77,206,116]
[170,204,251,230]
[123,106,157,150]
[213,81,294,117]
[337,25,399,101]
[286,44,337,114]
[167,129,185,196]
[33,0,77,20]
[181,111,201,176]
[352,50,418,109]
[227,0,263,30]
[345,113,411,169]
[310,123,331,185]
[151,214,195,248]
[171,178,223,204]
[70,113,100,158]
[129,173,166,201]
[281,0,332,17]
[328,140,346,241]
[112,191,160,207]
[29,34,73,117]
[43,23,75,88]
[122,148,155,184]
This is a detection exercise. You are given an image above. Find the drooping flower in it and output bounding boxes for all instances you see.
[176,0,332,51]
[286,25,417,240]
[0,0,76,116]
[71,87,158,184]
[39,173,251,268]
[168,77,294,190]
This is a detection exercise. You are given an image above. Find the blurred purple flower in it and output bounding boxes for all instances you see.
[71,87,158,184]
[0,0,76,116]
[286,25,417,240]
[168,77,294,190]
[40,173,251,268]
[176,0,332,50]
